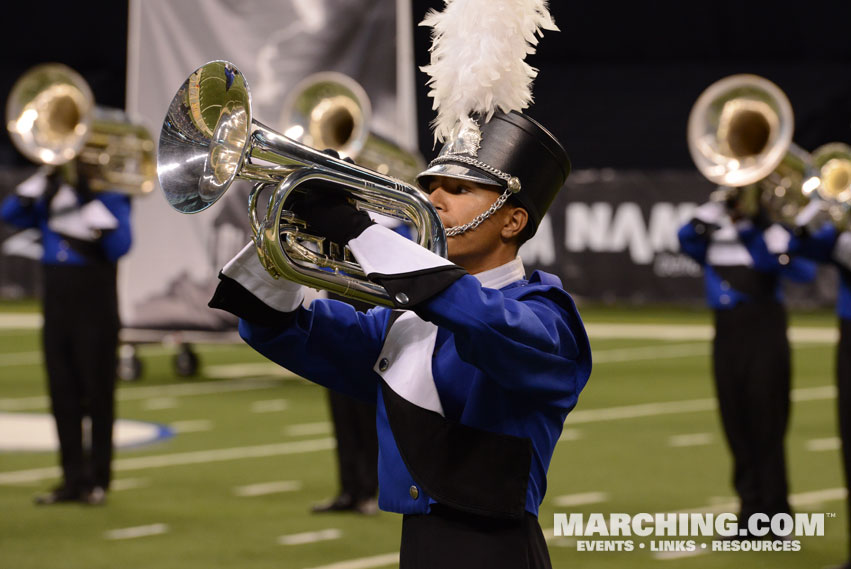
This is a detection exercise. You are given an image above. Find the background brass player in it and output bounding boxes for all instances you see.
[788,145,851,567]
[682,74,818,535]
[1,63,150,504]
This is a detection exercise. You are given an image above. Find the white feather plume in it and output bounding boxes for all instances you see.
[420,0,558,145]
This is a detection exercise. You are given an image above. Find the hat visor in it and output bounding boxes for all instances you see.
[416,163,504,191]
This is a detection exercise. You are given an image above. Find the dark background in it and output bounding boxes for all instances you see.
[2,1,851,170]
[411,0,851,168]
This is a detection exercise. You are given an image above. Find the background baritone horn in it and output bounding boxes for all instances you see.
[5,63,156,196]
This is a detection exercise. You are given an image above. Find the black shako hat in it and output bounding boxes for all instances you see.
[416,111,571,237]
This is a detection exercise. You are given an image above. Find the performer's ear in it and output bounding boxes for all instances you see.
[500,206,528,243]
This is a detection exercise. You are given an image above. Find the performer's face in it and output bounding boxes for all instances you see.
[426,176,527,273]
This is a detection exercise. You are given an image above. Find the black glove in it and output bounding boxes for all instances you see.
[289,150,374,244]
[290,185,374,244]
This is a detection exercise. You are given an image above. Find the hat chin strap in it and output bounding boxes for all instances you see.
[444,186,514,237]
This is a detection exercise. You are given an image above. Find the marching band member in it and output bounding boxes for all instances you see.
[678,187,816,537]
[208,2,590,566]
[1,161,132,505]
[789,217,851,568]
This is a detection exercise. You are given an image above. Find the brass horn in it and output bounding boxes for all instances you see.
[279,71,425,184]
[809,142,851,229]
[687,74,814,224]
[157,60,446,307]
[5,63,156,195]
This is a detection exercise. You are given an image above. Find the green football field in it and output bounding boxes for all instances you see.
[0,302,847,569]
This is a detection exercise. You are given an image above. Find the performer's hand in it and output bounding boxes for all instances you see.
[290,181,374,245]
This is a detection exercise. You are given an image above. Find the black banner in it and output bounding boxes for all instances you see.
[519,169,838,308]
[1,167,839,310]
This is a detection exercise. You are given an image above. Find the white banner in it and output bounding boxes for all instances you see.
[121,0,412,331]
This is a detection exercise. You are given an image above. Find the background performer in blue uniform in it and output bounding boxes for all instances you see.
[678,187,816,536]
[1,160,132,505]
[789,217,851,568]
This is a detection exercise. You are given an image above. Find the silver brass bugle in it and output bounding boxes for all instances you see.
[6,63,156,195]
[157,60,446,307]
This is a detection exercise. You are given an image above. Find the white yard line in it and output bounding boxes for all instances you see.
[568,398,716,424]
[552,491,609,507]
[104,523,169,540]
[674,487,847,514]
[234,480,302,497]
[559,429,582,442]
[668,433,713,447]
[205,362,298,379]
[142,398,178,411]
[790,487,847,507]
[278,529,342,546]
[587,323,837,343]
[285,422,332,437]
[566,385,835,426]
[303,553,400,569]
[0,437,335,485]
[0,378,281,412]
[0,314,41,329]
[793,385,838,401]
[251,399,289,413]
[806,437,842,452]
[170,420,213,433]
[111,478,149,491]
[592,343,709,364]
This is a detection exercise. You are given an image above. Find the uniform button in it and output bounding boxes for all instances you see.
[57,251,68,262]
[409,485,419,500]
[778,254,790,265]
[720,280,730,291]
[378,358,389,372]
[395,292,409,305]
[720,294,730,305]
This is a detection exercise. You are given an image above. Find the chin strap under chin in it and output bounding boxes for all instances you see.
[444,186,514,237]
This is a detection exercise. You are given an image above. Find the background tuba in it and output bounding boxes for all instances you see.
[809,142,851,230]
[687,74,814,224]
[5,63,156,195]
[157,60,445,307]
[279,71,425,184]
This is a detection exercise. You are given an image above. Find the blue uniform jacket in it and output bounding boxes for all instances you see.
[238,270,592,517]
[678,218,816,309]
[1,191,132,264]
[789,224,851,320]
